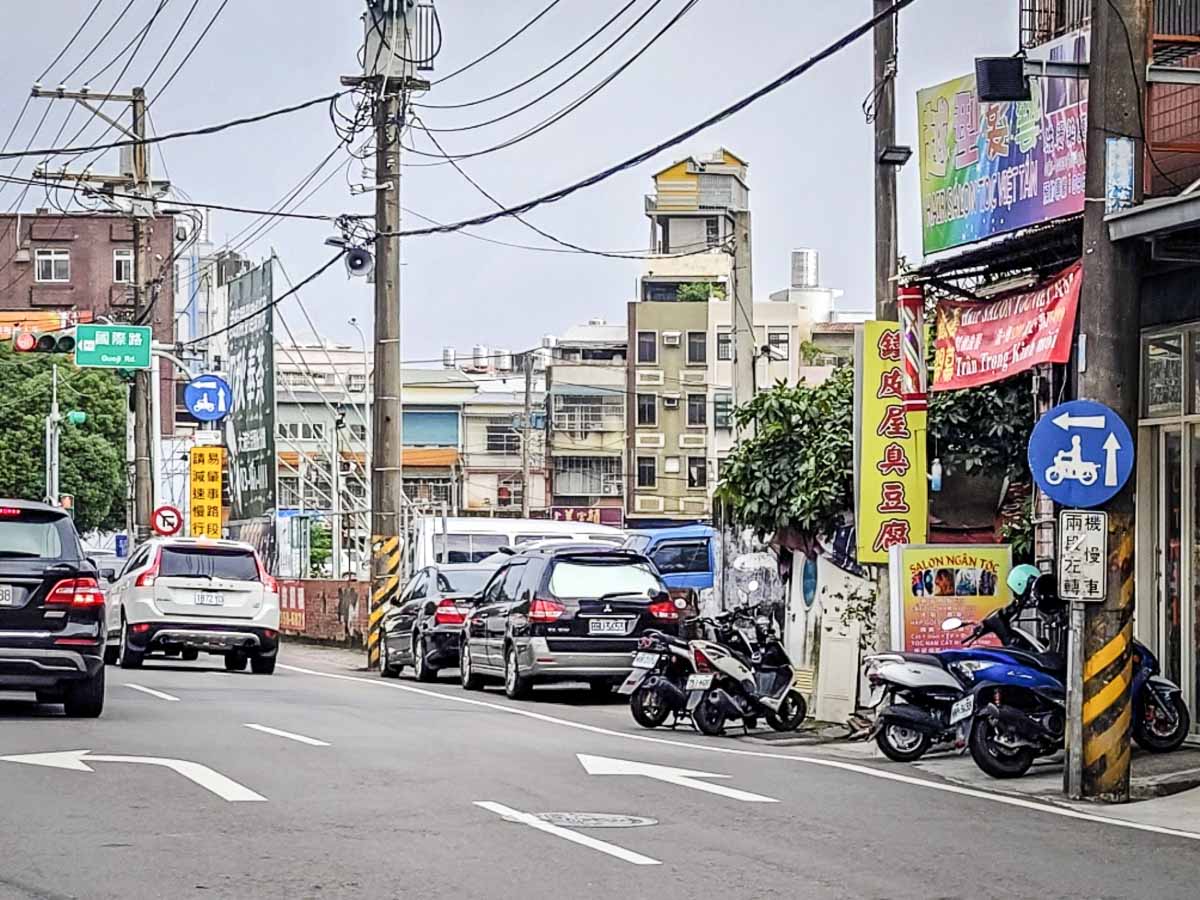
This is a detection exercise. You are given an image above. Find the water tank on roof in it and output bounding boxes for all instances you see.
[442,347,456,369]
[791,249,820,289]
[541,334,557,349]
[495,349,513,372]
[472,345,489,370]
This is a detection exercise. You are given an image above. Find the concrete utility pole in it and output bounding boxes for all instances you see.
[520,352,534,518]
[1067,0,1147,803]
[731,210,756,414]
[331,425,343,579]
[873,0,899,322]
[44,365,61,504]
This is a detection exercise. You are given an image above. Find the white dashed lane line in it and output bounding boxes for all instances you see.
[125,684,180,702]
[243,723,330,747]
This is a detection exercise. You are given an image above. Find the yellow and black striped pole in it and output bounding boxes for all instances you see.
[368,535,401,670]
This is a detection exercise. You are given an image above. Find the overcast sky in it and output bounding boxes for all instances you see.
[1,0,1018,360]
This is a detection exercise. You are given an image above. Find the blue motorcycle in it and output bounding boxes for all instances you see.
[1130,641,1191,753]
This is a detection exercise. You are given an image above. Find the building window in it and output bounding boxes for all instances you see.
[636,456,657,489]
[497,475,523,508]
[279,476,301,508]
[486,421,521,454]
[554,456,622,496]
[350,423,368,442]
[348,373,367,393]
[688,456,708,489]
[113,248,133,284]
[767,330,791,362]
[687,393,707,427]
[714,393,733,429]
[637,331,658,364]
[706,217,720,247]
[1144,333,1183,417]
[643,282,678,302]
[636,393,657,427]
[34,248,70,283]
[717,331,732,361]
[551,394,624,432]
[686,331,707,365]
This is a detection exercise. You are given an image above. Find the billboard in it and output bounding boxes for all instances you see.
[224,262,277,521]
[918,31,1089,255]
[854,322,929,565]
[888,544,1012,653]
[189,447,224,538]
[932,261,1082,391]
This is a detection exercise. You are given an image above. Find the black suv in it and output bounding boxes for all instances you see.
[0,501,108,717]
[459,546,679,699]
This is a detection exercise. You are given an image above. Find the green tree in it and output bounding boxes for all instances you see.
[928,373,1033,479]
[309,522,332,577]
[0,346,126,532]
[676,282,726,302]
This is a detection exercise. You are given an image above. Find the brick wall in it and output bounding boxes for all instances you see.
[279,579,370,646]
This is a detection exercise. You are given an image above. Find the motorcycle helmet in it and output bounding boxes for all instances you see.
[1033,573,1065,614]
[1007,563,1042,600]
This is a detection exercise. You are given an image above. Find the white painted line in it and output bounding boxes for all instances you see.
[243,724,330,747]
[475,801,660,866]
[0,750,266,802]
[577,753,777,803]
[279,663,1200,843]
[125,684,180,702]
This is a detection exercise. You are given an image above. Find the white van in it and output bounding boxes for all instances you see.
[407,516,625,570]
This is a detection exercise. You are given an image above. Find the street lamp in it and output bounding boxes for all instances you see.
[877,145,913,167]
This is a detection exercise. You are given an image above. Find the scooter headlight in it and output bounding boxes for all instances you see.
[952,660,997,681]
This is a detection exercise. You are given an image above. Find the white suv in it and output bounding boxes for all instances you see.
[106,538,280,674]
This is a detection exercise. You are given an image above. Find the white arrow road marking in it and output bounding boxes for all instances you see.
[578,753,778,803]
[243,724,329,747]
[1103,432,1121,487]
[1053,412,1106,430]
[0,750,266,802]
[126,684,180,702]
[475,802,660,866]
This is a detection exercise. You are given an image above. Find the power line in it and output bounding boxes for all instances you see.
[431,0,567,87]
[62,0,140,83]
[38,0,111,82]
[391,0,918,237]
[0,91,348,161]
[147,0,232,107]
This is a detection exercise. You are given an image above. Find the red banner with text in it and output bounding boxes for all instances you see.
[932,261,1081,391]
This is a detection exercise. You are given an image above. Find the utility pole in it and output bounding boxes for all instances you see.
[730,210,756,414]
[520,352,534,518]
[31,84,165,541]
[45,365,61,504]
[331,426,343,579]
[346,2,431,670]
[1067,0,1147,804]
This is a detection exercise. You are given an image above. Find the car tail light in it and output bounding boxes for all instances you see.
[135,549,161,587]
[693,646,713,672]
[256,554,277,593]
[649,600,680,621]
[264,629,277,639]
[528,597,565,623]
[54,638,99,647]
[44,577,105,608]
[434,598,467,626]
[131,623,152,634]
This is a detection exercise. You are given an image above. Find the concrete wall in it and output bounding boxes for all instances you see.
[278,579,369,645]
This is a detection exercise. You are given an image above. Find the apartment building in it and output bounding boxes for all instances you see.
[546,319,627,526]
[461,376,548,516]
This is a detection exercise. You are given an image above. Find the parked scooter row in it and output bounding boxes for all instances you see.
[865,565,1190,779]
[620,604,807,736]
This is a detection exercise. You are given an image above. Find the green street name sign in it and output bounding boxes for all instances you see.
[74,324,153,370]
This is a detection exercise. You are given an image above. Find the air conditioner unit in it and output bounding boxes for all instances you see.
[663,396,679,409]
[602,475,622,497]
[662,331,682,346]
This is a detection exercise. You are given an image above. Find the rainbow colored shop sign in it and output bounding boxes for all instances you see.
[917,32,1088,256]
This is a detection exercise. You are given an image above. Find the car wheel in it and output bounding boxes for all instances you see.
[379,633,400,679]
[180,648,200,662]
[413,635,437,683]
[103,642,119,666]
[118,619,144,670]
[63,667,105,718]
[460,641,484,691]
[504,645,530,700]
[224,650,248,672]
[251,654,276,675]
[588,679,615,698]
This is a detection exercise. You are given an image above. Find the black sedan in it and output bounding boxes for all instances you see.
[379,563,498,681]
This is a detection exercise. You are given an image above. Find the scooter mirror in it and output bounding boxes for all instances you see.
[941,617,964,631]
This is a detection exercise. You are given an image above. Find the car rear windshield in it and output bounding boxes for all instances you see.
[438,569,492,595]
[0,510,67,558]
[547,558,662,600]
[160,547,259,581]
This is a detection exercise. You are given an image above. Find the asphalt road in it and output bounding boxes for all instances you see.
[1,642,1198,900]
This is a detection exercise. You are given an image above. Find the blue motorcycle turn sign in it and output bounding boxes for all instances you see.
[1028,400,1134,508]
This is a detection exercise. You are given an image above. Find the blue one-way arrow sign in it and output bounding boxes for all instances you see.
[1029,399,1134,508]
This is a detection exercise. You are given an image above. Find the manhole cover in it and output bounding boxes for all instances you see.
[536,812,658,829]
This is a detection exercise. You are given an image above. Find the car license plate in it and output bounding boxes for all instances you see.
[0,585,14,607]
[686,673,714,691]
[950,695,974,725]
[589,618,625,635]
[632,652,661,669]
[195,592,225,607]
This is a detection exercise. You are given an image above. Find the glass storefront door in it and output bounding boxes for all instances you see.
[1161,428,1183,688]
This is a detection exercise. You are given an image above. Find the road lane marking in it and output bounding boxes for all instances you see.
[577,754,777,803]
[125,684,180,702]
[243,724,330,747]
[0,750,266,802]
[279,663,1200,844]
[474,801,660,866]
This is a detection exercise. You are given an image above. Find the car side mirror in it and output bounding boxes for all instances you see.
[649,589,670,603]
[100,568,117,583]
[423,601,437,617]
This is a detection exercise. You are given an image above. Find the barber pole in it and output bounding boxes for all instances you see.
[897,285,927,413]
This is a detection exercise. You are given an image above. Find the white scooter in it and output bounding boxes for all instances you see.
[684,605,807,735]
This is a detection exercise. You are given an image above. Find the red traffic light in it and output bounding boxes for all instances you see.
[13,332,36,352]
[13,331,74,353]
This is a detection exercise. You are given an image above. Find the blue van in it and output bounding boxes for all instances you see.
[623,525,715,598]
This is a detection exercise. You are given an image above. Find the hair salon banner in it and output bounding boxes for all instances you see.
[931,261,1081,392]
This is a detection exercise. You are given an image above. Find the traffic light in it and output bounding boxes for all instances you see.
[12,330,75,354]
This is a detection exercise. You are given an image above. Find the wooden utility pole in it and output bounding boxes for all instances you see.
[873,0,899,322]
[1068,0,1147,803]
